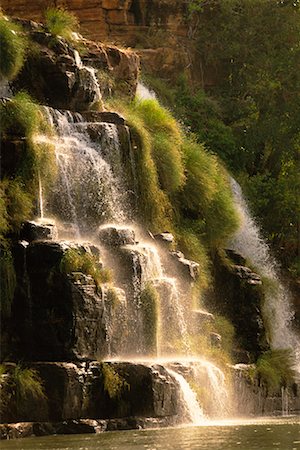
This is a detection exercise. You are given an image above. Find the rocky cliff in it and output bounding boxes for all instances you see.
[1,0,194,82]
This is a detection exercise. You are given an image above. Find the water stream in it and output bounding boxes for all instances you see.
[229,178,300,372]
[36,106,298,428]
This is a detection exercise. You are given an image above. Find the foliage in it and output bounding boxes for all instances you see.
[0,14,26,81]
[0,179,33,233]
[110,100,173,232]
[0,245,16,317]
[255,349,296,391]
[45,7,79,42]
[107,96,239,287]
[177,135,240,246]
[60,248,111,287]
[140,283,159,354]
[101,363,129,399]
[241,163,300,277]
[0,364,46,417]
[184,0,300,278]
[0,93,56,238]
[0,92,41,138]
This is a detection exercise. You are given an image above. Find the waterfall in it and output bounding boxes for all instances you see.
[38,171,44,220]
[41,108,128,235]
[136,82,157,100]
[166,368,205,424]
[229,178,300,370]
[36,103,232,425]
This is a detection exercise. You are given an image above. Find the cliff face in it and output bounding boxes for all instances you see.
[1,0,193,81]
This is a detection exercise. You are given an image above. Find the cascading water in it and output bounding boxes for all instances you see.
[166,368,205,424]
[41,107,128,236]
[38,103,232,426]
[136,82,157,101]
[229,178,300,371]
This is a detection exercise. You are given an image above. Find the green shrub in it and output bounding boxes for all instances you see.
[140,283,159,354]
[0,92,40,137]
[0,93,56,198]
[114,103,173,232]
[60,248,111,287]
[177,135,240,246]
[0,15,26,81]
[0,246,16,317]
[45,7,79,42]
[0,365,46,417]
[256,349,296,391]
[101,363,129,399]
[0,179,33,234]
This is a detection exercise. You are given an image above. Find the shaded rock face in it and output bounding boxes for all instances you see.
[3,240,121,361]
[232,365,300,416]
[12,28,102,112]
[0,362,179,424]
[7,20,139,111]
[210,250,267,361]
[2,1,191,83]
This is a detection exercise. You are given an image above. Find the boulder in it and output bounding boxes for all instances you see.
[211,249,267,360]
[20,220,58,242]
[170,251,199,281]
[81,111,125,125]
[6,241,115,361]
[0,361,179,424]
[98,226,136,247]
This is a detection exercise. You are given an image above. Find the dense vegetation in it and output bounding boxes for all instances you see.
[110,97,239,287]
[146,0,300,280]
[0,13,26,81]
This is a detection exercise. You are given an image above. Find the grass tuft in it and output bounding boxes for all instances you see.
[60,248,111,287]
[45,7,79,42]
[0,15,26,81]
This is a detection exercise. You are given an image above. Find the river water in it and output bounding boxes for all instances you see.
[1,417,299,450]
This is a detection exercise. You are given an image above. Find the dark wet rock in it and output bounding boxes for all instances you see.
[232,364,300,416]
[5,241,114,361]
[211,250,267,360]
[20,220,58,242]
[0,138,27,179]
[81,111,125,125]
[12,31,102,112]
[98,226,136,247]
[0,361,179,425]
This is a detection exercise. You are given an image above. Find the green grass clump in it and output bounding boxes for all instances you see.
[177,135,240,246]
[130,99,185,193]
[60,248,111,287]
[45,7,79,42]
[0,179,33,233]
[140,283,159,354]
[256,349,296,391]
[101,363,129,399]
[0,93,56,226]
[0,364,46,417]
[0,92,42,138]
[108,96,239,284]
[0,15,26,81]
[117,105,173,232]
[0,246,16,317]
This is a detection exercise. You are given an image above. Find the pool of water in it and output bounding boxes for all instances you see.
[1,417,300,450]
